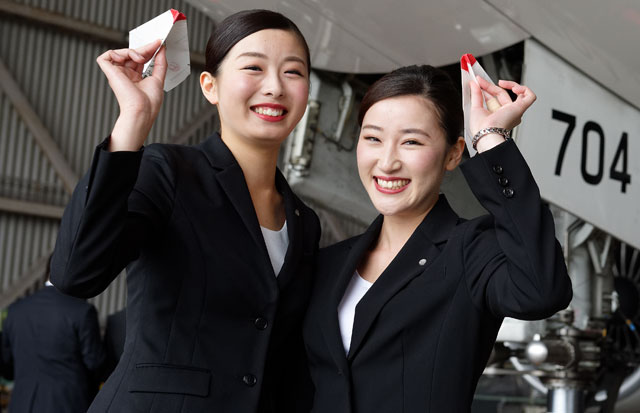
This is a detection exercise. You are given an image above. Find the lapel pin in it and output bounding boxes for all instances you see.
[295,209,300,216]
[418,258,427,266]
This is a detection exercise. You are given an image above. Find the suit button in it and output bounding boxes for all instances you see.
[502,187,515,198]
[498,177,509,186]
[243,374,257,386]
[254,317,268,330]
[492,165,504,175]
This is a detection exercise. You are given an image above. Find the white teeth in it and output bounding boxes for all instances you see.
[253,107,284,117]
[376,178,409,189]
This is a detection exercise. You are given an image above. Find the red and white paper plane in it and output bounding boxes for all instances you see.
[460,53,501,156]
[129,9,190,92]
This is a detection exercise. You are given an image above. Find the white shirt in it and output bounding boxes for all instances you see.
[338,271,373,354]
[260,221,289,277]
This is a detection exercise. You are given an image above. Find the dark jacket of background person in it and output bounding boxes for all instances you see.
[102,308,126,381]
[304,140,573,413]
[50,134,320,413]
[1,284,104,413]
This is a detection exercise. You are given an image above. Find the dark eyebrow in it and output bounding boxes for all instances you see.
[401,128,430,138]
[236,52,268,60]
[362,125,430,138]
[236,52,307,67]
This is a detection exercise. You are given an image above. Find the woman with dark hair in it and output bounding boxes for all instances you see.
[303,65,573,412]
[51,9,319,413]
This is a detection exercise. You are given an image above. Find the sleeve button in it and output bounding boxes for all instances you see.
[492,165,504,175]
[243,374,257,386]
[502,187,515,198]
[498,177,509,187]
[254,317,268,330]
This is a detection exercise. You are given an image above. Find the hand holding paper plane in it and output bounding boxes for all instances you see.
[461,53,537,155]
[460,53,502,156]
[129,9,190,92]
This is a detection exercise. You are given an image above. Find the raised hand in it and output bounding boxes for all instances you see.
[469,76,537,152]
[96,40,167,151]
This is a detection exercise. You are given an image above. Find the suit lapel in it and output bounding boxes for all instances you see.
[320,215,384,372]
[275,170,303,289]
[200,134,277,298]
[347,195,460,360]
[215,164,270,258]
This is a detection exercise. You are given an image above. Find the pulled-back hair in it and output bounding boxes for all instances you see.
[358,65,462,146]
[205,9,310,75]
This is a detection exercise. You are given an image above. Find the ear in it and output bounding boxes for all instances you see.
[445,137,465,171]
[200,71,218,105]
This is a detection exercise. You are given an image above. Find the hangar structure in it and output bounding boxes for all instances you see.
[1,0,640,412]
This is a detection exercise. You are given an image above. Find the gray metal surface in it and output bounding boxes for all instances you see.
[0,0,217,321]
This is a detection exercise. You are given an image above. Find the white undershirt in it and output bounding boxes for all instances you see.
[260,221,289,277]
[338,271,373,354]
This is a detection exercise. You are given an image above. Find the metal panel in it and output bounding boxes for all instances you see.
[0,213,58,293]
[304,199,368,248]
[0,0,218,320]
[185,0,530,73]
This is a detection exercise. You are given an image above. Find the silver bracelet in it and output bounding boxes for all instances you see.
[471,127,511,150]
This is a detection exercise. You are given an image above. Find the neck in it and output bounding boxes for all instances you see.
[220,131,285,230]
[220,132,280,191]
[376,195,440,254]
[376,212,426,255]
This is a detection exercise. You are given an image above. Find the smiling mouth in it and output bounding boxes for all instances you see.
[375,177,410,192]
[251,106,287,118]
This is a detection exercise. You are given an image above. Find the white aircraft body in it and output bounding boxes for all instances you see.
[185,1,640,411]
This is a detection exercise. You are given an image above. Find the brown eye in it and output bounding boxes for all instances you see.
[403,139,422,146]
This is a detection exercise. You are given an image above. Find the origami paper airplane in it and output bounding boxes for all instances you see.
[460,53,501,156]
[129,9,190,92]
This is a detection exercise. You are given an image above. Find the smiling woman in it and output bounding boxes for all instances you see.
[303,65,573,412]
[200,28,309,163]
[50,9,320,413]
[356,95,462,223]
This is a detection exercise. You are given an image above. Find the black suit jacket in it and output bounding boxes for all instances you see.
[102,308,126,380]
[51,133,320,413]
[304,139,573,413]
[1,286,104,413]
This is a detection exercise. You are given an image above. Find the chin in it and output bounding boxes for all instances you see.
[248,129,290,145]
[371,202,403,217]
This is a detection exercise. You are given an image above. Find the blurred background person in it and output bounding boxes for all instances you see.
[0,257,104,413]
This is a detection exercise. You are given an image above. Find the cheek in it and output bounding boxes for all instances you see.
[217,73,256,104]
[408,150,444,175]
[231,77,257,99]
[288,81,309,106]
[356,142,375,183]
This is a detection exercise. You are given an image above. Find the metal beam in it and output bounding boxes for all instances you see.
[0,0,124,43]
[0,0,206,67]
[0,197,64,219]
[0,253,49,309]
[0,57,79,194]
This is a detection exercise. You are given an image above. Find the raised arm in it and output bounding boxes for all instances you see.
[461,77,572,319]
[50,42,174,297]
